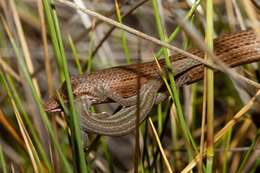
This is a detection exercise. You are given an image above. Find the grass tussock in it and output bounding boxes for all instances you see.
[0,0,260,172]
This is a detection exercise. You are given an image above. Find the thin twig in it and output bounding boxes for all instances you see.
[181,90,260,173]
[148,117,173,173]
[56,0,260,90]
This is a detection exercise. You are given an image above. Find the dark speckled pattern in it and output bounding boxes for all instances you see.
[45,29,260,112]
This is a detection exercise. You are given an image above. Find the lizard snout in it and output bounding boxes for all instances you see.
[44,98,62,113]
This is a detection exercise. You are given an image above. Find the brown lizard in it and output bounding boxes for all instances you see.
[45,29,260,136]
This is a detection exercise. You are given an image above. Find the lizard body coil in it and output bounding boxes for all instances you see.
[45,29,260,136]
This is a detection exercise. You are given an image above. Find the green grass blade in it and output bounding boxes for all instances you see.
[204,0,215,172]
[237,128,260,173]
[152,0,198,160]
[0,144,7,173]
[7,27,72,173]
[68,35,83,74]
[115,0,132,64]
[42,0,89,172]
[0,70,52,173]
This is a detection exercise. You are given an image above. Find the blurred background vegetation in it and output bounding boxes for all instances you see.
[0,0,260,172]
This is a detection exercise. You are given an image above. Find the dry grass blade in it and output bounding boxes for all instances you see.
[9,0,41,96]
[0,109,25,148]
[1,1,260,172]
[181,90,260,172]
[148,117,173,173]
[57,0,260,91]
[242,0,260,40]
[0,58,22,83]
[11,100,40,173]
[37,0,53,96]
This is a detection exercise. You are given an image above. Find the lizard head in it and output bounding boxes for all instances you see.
[44,97,61,113]
[44,74,102,113]
[44,75,81,113]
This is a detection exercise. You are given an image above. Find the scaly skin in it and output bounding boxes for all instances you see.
[44,29,260,136]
